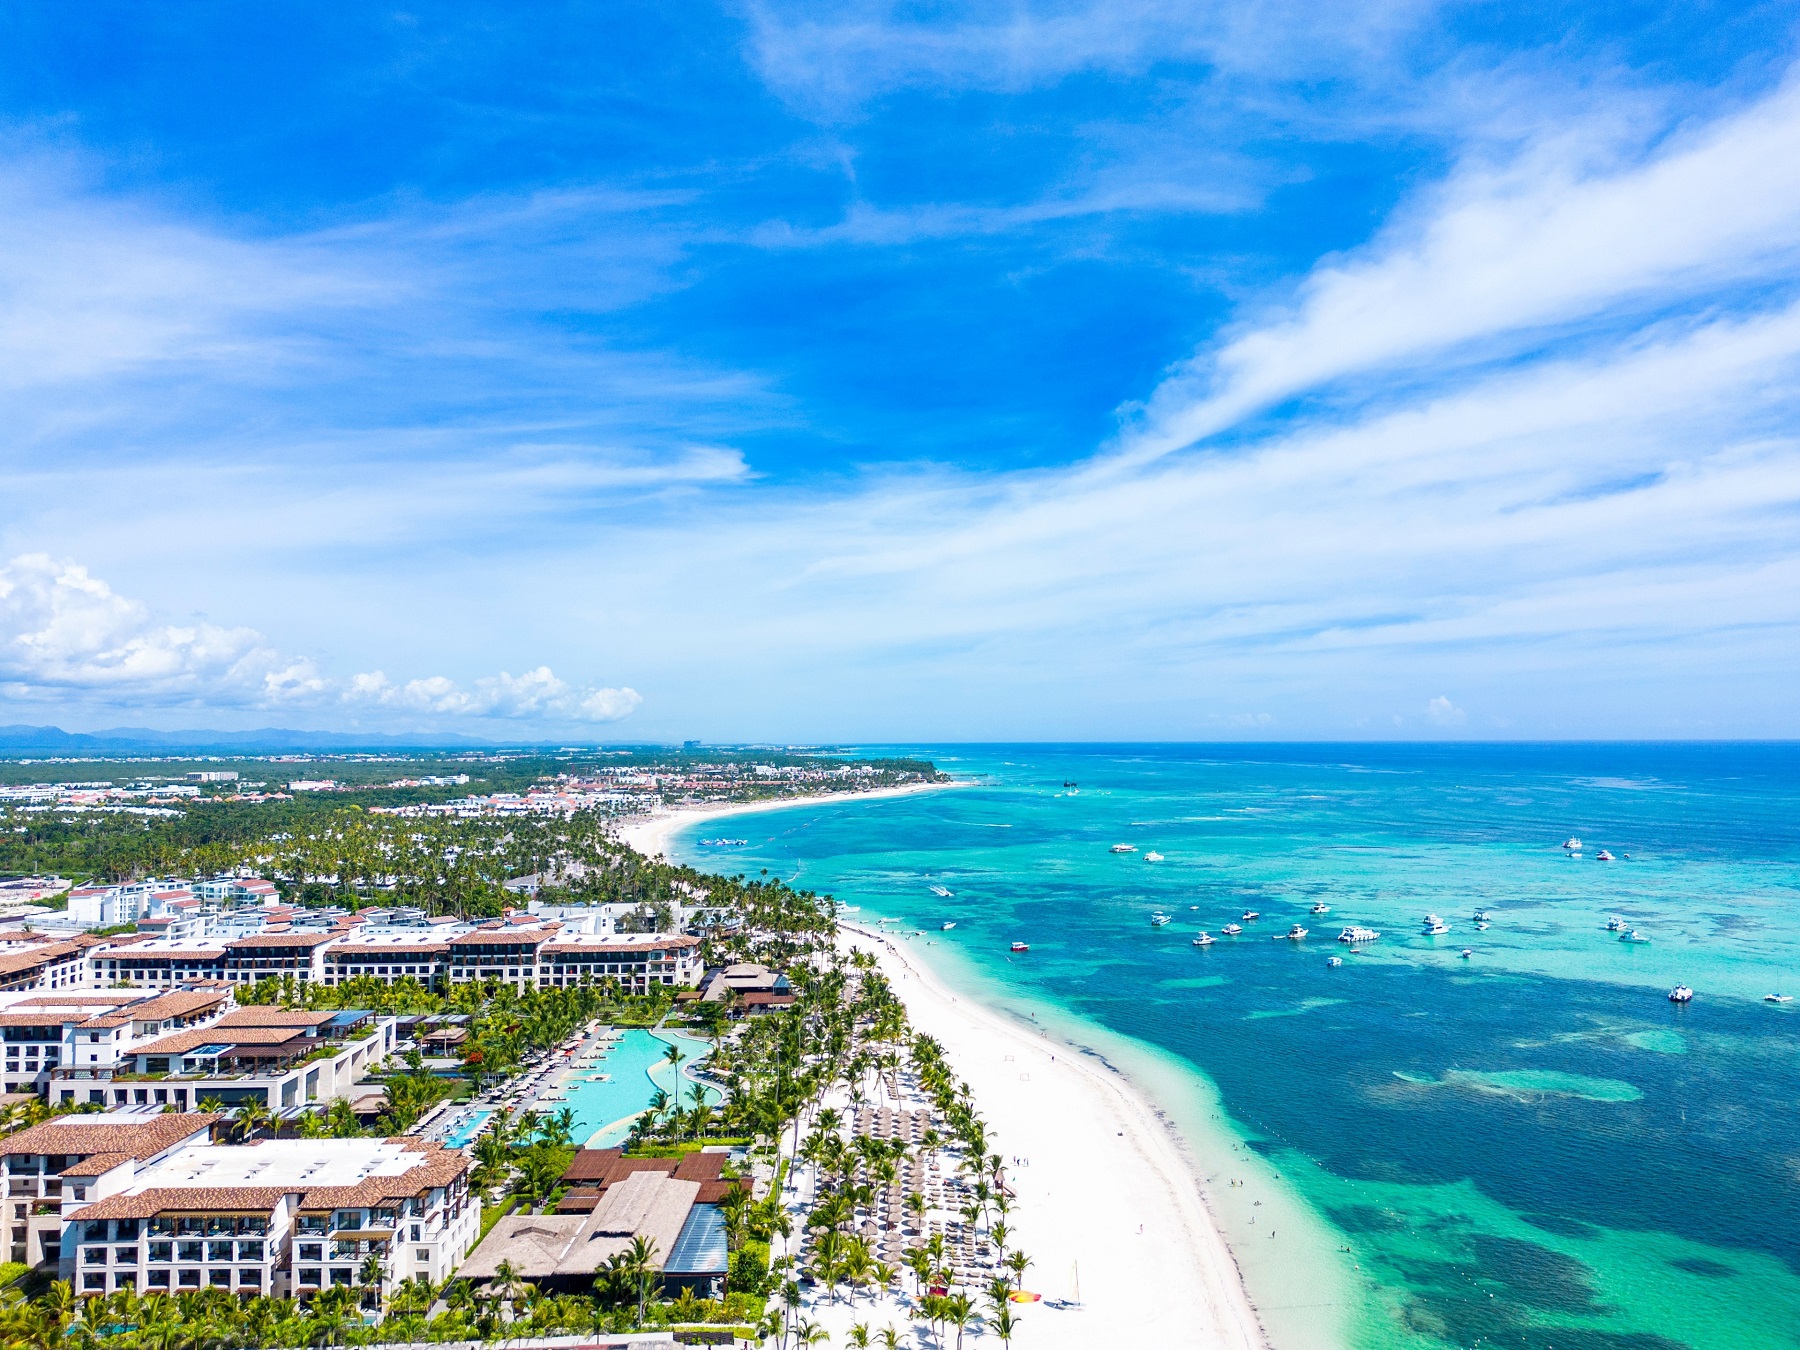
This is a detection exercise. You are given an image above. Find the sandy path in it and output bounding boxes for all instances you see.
[841,922,1268,1350]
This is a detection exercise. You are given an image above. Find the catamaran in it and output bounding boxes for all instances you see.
[1338,925,1381,944]
[1110,843,1137,853]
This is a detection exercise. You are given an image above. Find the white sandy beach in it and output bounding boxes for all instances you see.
[615,779,960,859]
[837,922,1267,1350]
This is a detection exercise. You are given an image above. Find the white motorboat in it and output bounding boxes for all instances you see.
[1421,914,1450,936]
[1282,924,1308,940]
[1473,909,1491,921]
[1765,994,1793,1003]
[1111,844,1137,854]
[1144,851,1165,862]
[1193,932,1216,947]
[1596,850,1615,862]
[930,884,954,897]
[1310,901,1331,914]
[1563,837,1582,851]
[1150,912,1173,927]
[1222,923,1243,936]
[1338,926,1380,944]
[1010,941,1031,953]
[1242,910,1260,921]
[1459,948,1473,959]
[1326,956,1343,968]
[1605,916,1626,931]
[1476,922,1491,931]
[1668,985,1693,1003]
[940,921,957,931]
[1619,929,1649,943]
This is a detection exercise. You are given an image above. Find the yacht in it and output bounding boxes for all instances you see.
[1111,844,1137,854]
[1472,909,1491,921]
[1192,932,1216,947]
[1150,912,1173,927]
[1010,941,1031,953]
[1144,851,1165,863]
[1668,984,1693,1004]
[1222,923,1243,936]
[1421,914,1450,936]
[1596,850,1615,862]
[1326,956,1343,968]
[1562,837,1583,851]
[930,884,954,897]
[1282,923,1309,940]
[1605,916,1626,931]
[940,921,957,931]
[1619,929,1649,943]
[1764,994,1792,1003]
[1310,901,1332,915]
[1241,910,1261,921]
[1338,926,1381,944]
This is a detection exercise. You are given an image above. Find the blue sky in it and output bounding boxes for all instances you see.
[2,1,1798,741]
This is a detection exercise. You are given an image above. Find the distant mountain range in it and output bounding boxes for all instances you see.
[0,723,529,756]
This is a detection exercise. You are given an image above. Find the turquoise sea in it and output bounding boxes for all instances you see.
[670,744,1800,1350]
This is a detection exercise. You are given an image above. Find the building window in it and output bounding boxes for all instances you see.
[177,1242,202,1262]
[299,1243,322,1262]
[416,1248,430,1262]
[208,1270,230,1287]
[146,1270,169,1288]
[83,1274,105,1291]
[298,1267,320,1286]
[237,1241,263,1261]
[330,1267,352,1285]
[83,1247,105,1265]
[148,1242,171,1262]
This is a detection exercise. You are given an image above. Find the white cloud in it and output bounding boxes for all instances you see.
[1126,74,1800,459]
[1424,696,1466,726]
[0,553,639,725]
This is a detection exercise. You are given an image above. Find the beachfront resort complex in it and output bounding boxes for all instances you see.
[0,752,1055,1348]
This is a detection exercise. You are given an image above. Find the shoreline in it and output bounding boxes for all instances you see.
[840,919,1268,1350]
[614,778,961,859]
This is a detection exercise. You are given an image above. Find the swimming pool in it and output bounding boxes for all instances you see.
[442,1107,493,1149]
[558,1029,721,1147]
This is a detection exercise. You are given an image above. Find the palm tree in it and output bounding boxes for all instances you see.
[232,1097,271,1143]
[491,1258,526,1318]
[357,1252,387,1311]
[944,1292,976,1350]
[623,1234,659,1326]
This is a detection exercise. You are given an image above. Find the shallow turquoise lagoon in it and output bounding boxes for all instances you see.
[672,743,1800,1350]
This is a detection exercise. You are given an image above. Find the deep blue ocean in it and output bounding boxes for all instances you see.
[670,744,1800,1350]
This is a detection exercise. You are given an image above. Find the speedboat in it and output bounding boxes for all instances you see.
[1563,837,1582,851]
[1765,994,1793,1003]
[1326,956,1343,968]
[1421,914,1450,935]
[1242,910,1260,921]
[940,921,957,931]
[1111,844,1137,854]
[1605,916,1626,931]
[1222,923,1243,936]
[1476,922,1491,931]
[1010,941,1030,953]
[1150,912,1173,927]
[1619,929,1649,943]
[1596,850,1615,862]
[1282,924,1308,940]
[1189,905,1201,911]
[1473,909,1491,921]
[1459,948,1473,959]
[930,884,954,897]
[1144,851,1165,863]
[1310,901,1331,915]
[1192,932,1216,947]
[1668,985,1693,1003]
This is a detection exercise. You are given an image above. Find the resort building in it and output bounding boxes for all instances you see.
[0,1107,220,1269]
[30,1121,476,1295]
[0,988,233,1096]
[445,926,557,989]
[320,930,454,988]
[51,1005,397,1112]
[538,934,703,992]
[460,1155,731,1296]
[0,934,112,993]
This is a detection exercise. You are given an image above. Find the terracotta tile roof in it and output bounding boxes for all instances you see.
[74,1186,293,1220]
[60,1152,131,1177]
[132,1026,310,1055]
[10,994,135,1008]
[0,1113,220,1161]
[213,1008,335,1029]
[224,933,338,950]
[0,941,85,977]
[76,989,232,1029]
[450,928,558,948]
[541,935,700,954]
[327,941,451,956]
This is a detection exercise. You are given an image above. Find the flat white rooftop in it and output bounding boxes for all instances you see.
[133,1139,431,1190]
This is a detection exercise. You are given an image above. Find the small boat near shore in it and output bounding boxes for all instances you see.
[1596,849,1615,862]
[1563,837,1583,851]
[1473,909,1491,921]
[1144,851,1164,862]
[1010,941,1031,953]
[1668,984,1693,1003]
[1421,914,1450,935]
[940,921,957,931]
[930,884,954,897]
[1111,843,1137,853]
[1620,929,1649,943]
[1766,994,1793,1004]
[1241,910,1260,922]
[1326,956,1343,968]
[1459,948,1473,959]
[1222,923,1243,936]
[1310,901,1331,915]
[1150,912,1173,927]
[1193,932,1215,946]
[1338,925,1380,944]
[1280,923,1308,940]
